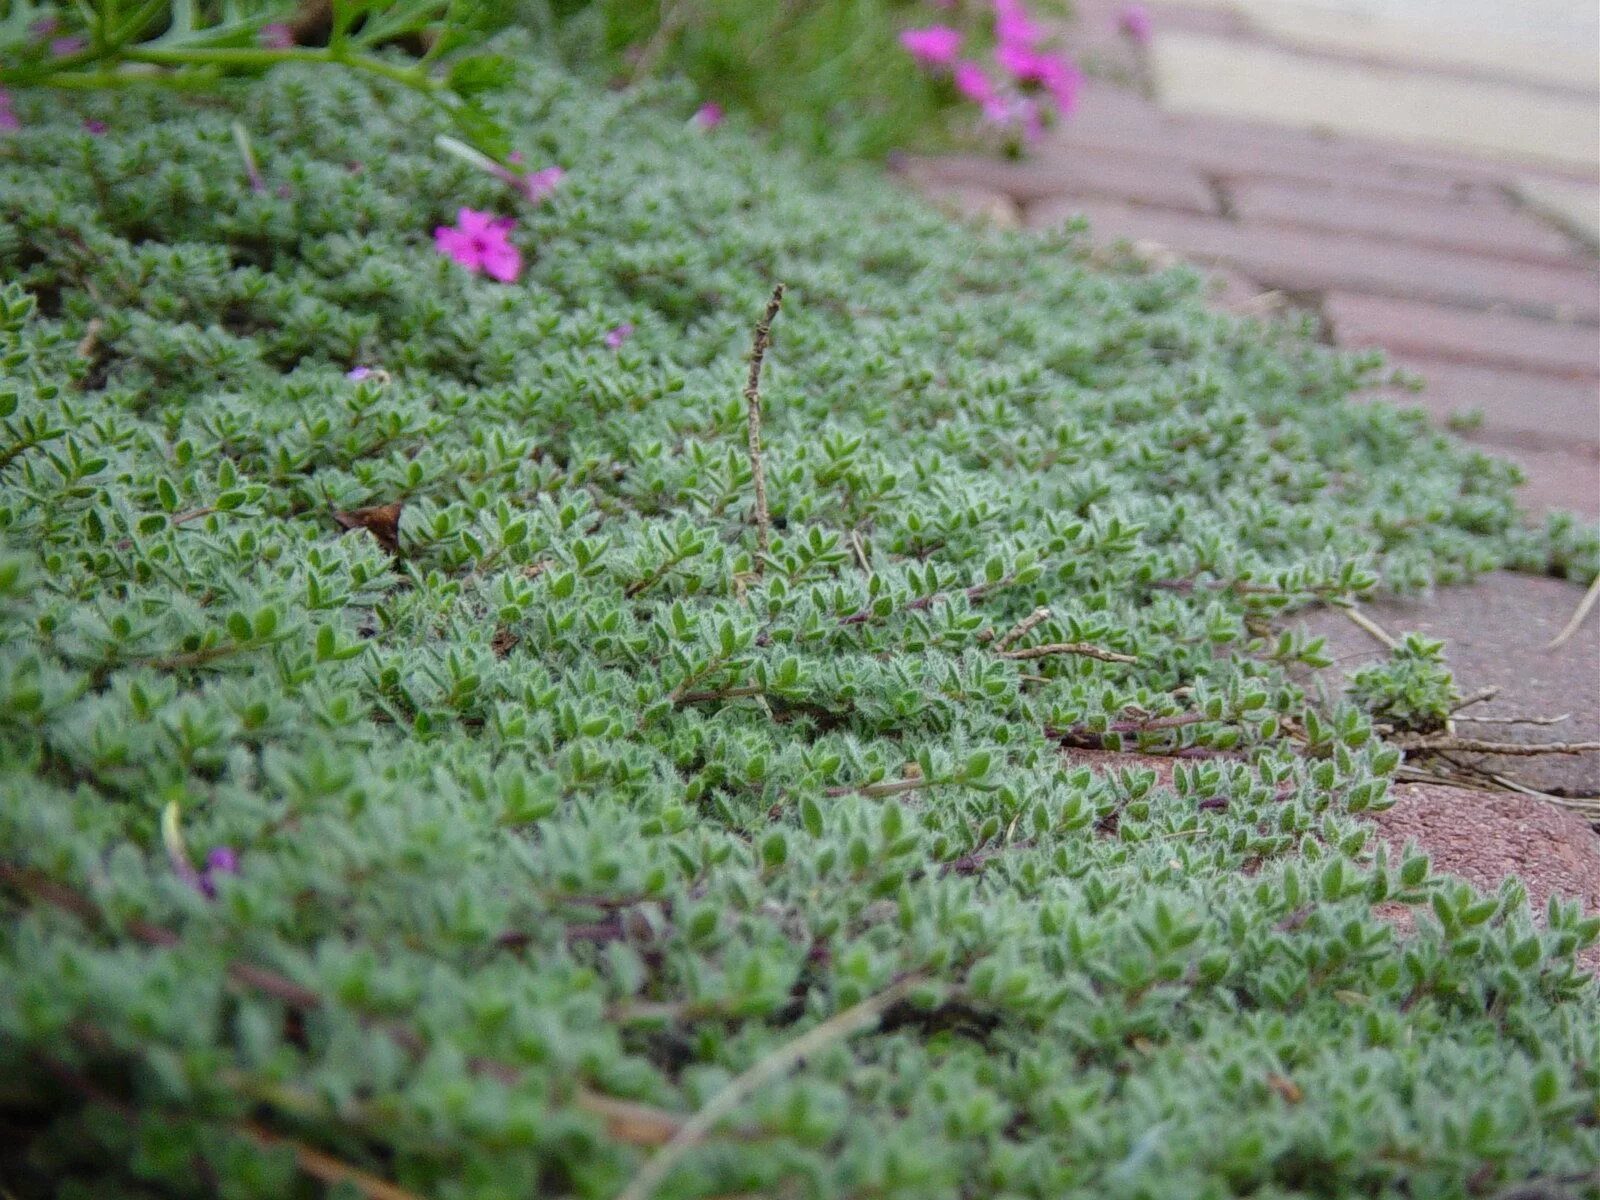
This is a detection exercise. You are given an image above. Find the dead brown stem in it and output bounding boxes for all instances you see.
[744,284,784,564]
[243,1123,423,1200]
[993,606,1050,651]
[1397,736,1600,756]
[997,641,1137,665]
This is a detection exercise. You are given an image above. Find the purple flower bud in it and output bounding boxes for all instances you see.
[206,847,240,874]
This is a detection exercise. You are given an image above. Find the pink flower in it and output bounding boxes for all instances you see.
[993,0,1045,47]
[989,95,1045,143]
[899,26,963,67]
[0,92,18,134]
[994,44,1082,115]
[518,165,564,204]
[604,323,634,350]
[434,208,522,283]
[259,22,294,49]
[1118,4,1153,45]
[347,366,374,381]
[692,102,724,130]
[507,150,525,165]
[50,35,86,57]
[953,61,1001,108]
[28,15,60,38]
[83,119,107,135]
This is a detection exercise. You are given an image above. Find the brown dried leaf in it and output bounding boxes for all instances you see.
[491,626,520,659]
[1265,1072,1303,1104]
[333,502,404,556]
[573,1090,682,1147]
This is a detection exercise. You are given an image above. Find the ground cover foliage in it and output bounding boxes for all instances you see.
[2,44,1599,1200]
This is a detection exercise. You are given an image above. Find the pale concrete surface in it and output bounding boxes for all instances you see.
[1515,177,1600,251]
[1150,31,1600,172]
[1161,0,1599,90]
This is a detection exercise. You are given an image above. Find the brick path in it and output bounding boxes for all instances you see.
[897,0,1600,517]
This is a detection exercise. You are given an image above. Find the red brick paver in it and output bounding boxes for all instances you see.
[1324,293,1600,379]
[1030,199,1600,321]
[1228,179,1580,265]
[1381,359,1600,453]
[901,148,1216,213]
[898,18,1600,518]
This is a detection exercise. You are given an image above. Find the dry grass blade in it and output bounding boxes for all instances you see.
[1546,571,1600,651]
[613,974,923,1200]
[1340,603,1399,651]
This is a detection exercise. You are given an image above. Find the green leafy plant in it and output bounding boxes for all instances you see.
[0,33,1596,1200]
[0,0,519,155]
[1348,632,1460,733]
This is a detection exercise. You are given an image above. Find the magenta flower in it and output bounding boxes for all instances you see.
[434,208,522,283]
[28,15,60,38]
[1119,4,1153,45]
[953,61,1001,108]
[692,102,724,130]
[83,119,107,136]
[518,165,564,204]
[50,35,87,56]
[259,22,294,49]
[993,0,1045,48]
[0,92,18,134]
[994,44,1083,115]
[347,366,374,381]
[604,323,634,350]
[899,25,963,67]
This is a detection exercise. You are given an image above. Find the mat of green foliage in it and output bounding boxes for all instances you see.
[1,47,1597,1200]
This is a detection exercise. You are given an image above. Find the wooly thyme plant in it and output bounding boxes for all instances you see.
[1347,634,1460,735]
[1,40,1599,1200]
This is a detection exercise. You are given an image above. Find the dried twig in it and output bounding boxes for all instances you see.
[994,607,1050,651]
[838,572,1018,626]
[1454,712,1571,727]
[997,641,1137,665]
[1479,772,1600,822]
[824,775,929,799]
[1340,603,1399,651]
[243,1123,422,1200]
[744,284,784,564]
[1048,712,1208,745]
[1546,571,1600,651]
[1396,736,1600,757]
[1449,687,1499,713]
[613,974,923,1200]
